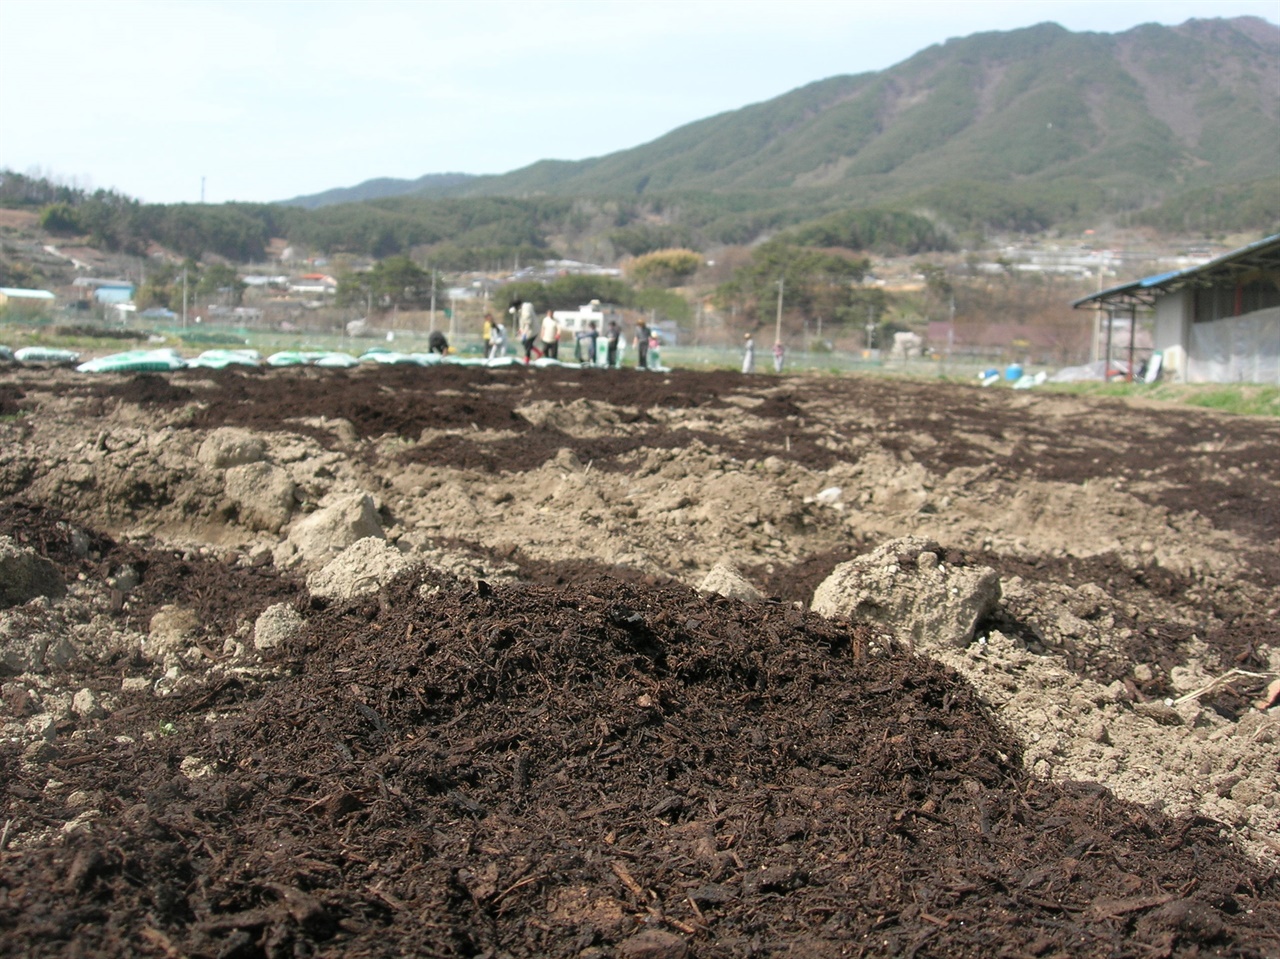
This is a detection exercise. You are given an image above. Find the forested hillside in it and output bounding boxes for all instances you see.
[454,18,1278,228]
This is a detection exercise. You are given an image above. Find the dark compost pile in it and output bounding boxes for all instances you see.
[3,568,1276,958]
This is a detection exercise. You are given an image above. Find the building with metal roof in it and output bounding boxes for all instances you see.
[1072,234,1280,384]
[0,288,56,314]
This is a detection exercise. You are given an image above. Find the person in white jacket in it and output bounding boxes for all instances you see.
[540,310,561,360]
[513,301,539,364]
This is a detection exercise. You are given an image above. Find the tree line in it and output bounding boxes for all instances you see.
[2,170,963,270]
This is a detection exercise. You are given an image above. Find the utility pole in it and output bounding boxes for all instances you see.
[429,270,437,332]
[181,267,188,330]
[200,176,206,204]
[774,277,784,346]
[1092,262,1103,364]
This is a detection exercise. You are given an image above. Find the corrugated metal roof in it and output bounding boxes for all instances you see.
[0,288,55,299]
[1073,233,1280,309]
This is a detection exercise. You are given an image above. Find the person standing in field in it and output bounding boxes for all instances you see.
[482,313,494,353]
[773,340,785,374]
[488,321,506,358]
[576,321,599,365]
[540,310,561,360]
[606,320,621,368]
[635,319,651,370]
[742,332,755,374]
[514,301,539,364]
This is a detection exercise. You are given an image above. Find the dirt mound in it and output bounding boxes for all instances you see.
[4,570,1277,958]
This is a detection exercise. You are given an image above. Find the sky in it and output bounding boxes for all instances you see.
[1,0,1276,205]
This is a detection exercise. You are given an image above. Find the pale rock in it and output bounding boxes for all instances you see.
[180,755,215,780]
[198,428,266,469]
[307,538,423,602]
[813,486,843,506]
[812,536,1000,650]
[225,462,296,533]
[697,562,764,603]
[288,492,384,564]
[109,564,140,592]
[254,603,303,651]
[147,605,200,658]
[61,809,101,835]
[72,688,103,720]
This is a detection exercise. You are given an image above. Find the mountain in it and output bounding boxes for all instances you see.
[287,17,1279,235]
[467,18,1278,202]
[282,172,475,209]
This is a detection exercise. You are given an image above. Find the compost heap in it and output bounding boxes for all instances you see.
[0,363,1278,958]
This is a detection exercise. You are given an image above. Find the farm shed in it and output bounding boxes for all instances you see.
[0,287,56,313]
[1073,233,1280,384]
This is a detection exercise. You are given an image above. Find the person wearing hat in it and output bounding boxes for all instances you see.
[742,331,755,374]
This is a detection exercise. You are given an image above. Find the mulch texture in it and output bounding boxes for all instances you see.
[3,567,1277,958]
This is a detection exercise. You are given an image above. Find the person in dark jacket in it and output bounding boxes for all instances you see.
[635,320,651,370]
[606,320,621,368]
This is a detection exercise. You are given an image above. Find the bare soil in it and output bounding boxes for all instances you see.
[0,362,1277,958]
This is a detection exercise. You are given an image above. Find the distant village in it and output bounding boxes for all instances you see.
[2,226,1276,384]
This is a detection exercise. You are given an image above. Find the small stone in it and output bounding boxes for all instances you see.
[255,604,304,651]
[1132,663,1154,683]
[148,606,201,658]
[61,810,100,835]
[121,676,151,693]
[616,929,689,959]
[1133,701,1183,726]
[110,564,140,593]
[697,562,763,603]
[26,713,56,742]
[2,682,34,717]
[247,544,274,568]
[23,740,59,762]
[180,756,215,780]
[72,688,104,721]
